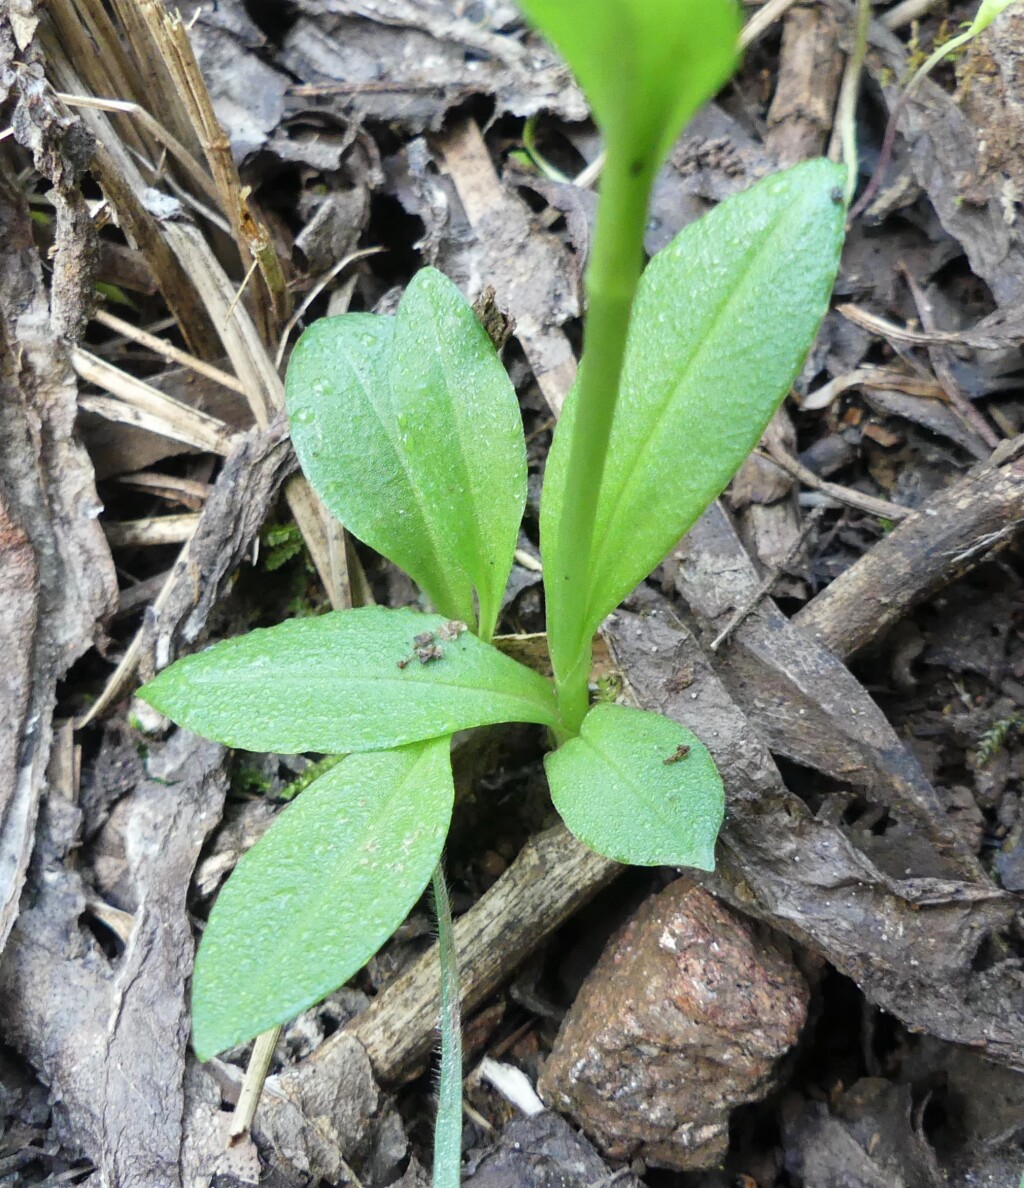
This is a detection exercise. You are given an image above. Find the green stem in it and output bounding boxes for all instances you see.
[551,147,656,732]
[431,861,462,1188]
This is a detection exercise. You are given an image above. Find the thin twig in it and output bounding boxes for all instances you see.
[710,508,823,651]
[104,514,201,547]
[274,247,384,371]
[224,257,260,330]
[799,364,943,412]
[898,262,1000,450]
[740,0,804,48]
[55,92,217,203]
[881,0,946,30]
[760,442,911,522]
[839,302,984,348]
[93,308,247,394]
[116,471,211,510]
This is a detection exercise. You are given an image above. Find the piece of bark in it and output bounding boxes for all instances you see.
[0,732,229,1186]
[0,41,117,955]
[678,502,982,882]
[795,435,1024,659]
[0,491,40,949]
[731,409,805,597]
[606,597,1023,1071]
[138,415,296,679]
[538,879,808,1170]
[255,1033,384,1184]
[6,25,98,340]
[83,416,295,721]
[766,2,844,165]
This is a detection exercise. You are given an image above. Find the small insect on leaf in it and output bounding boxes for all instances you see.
[663,744,691,765]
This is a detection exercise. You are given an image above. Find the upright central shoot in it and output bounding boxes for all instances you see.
[524,0,741,730]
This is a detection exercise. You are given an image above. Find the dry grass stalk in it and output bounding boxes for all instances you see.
[72,347,239,454]
[92,308,247,395]
[43,0,351,606]
[104,514,202,547]
[136,1,292,337]
[116,472,211,510]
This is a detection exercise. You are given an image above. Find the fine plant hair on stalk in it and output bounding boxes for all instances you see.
[431,861,462,1188]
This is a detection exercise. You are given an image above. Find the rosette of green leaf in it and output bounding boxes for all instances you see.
[545,704,723,868]
[517,0,741,178]
[286,268,527,641]
[542,160,846,727]
[192,741,453,1058]
[139,607,561,753]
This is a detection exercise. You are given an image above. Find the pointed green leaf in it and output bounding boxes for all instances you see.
[286,269,527,636]
[542,159,845,660]
[518,0,740,170]
[390,269,528,638]
[545,704,724,868]
[192,740,453,1058]
[139,607,561,754]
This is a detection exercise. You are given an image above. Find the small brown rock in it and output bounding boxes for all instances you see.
[537,879,808,1171]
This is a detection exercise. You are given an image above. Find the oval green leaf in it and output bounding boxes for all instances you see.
[518,0,740,171]
[545,703,724,868]
[542,159,846,663]
[192,740,453,1058]
[390,268,528,639]
[286,269,526,637]
[139,606,561,754]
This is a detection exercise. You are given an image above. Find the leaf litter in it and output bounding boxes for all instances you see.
[1,0,1024,1184]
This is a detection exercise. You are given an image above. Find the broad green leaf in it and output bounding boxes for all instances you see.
[192,740,453,1058]
[390,269,528,639]
[542,159,845,668]
[286,269,527,637]
[546,704,723,868]
[139,606,561,753]
[518,0,740,172]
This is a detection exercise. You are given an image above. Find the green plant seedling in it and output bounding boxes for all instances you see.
[850,0,1017,219]
[138,0,846,1171]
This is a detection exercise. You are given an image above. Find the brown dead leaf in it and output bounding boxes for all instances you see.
[280,0,585,134]
[0,732,228,1186]
[0,32,116,955]
[863,20,1024,309]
